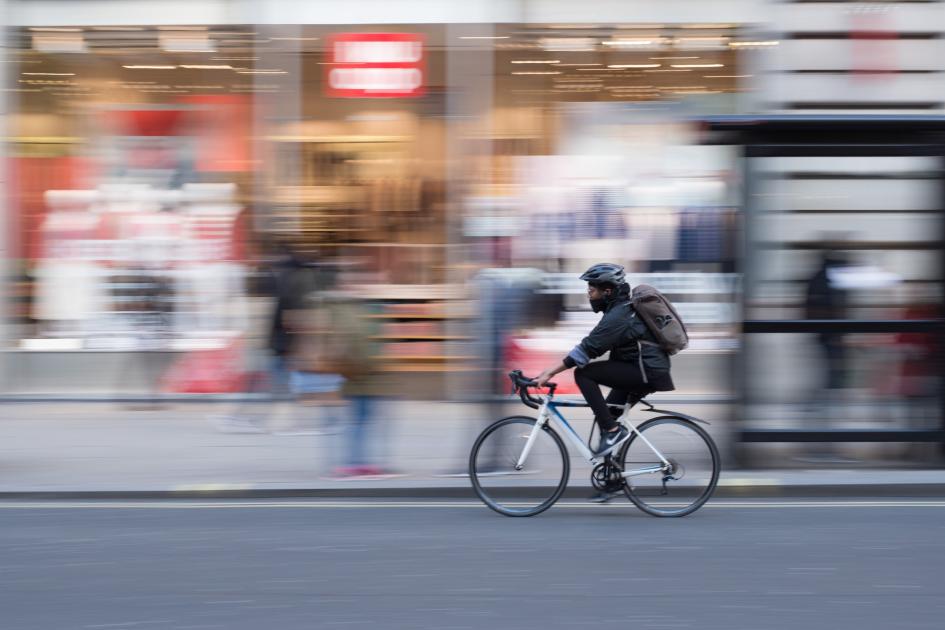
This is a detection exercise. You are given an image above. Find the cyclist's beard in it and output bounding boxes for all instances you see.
[589,297,607,313]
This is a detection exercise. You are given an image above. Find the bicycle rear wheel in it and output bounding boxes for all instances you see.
[469,416,569,517]
[617,416,720,517]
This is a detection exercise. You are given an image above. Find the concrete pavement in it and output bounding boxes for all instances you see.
[0,400,942,498]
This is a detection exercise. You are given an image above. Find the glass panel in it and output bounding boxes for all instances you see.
[742,152,943,465]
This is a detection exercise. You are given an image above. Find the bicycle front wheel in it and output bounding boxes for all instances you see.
[469,416,570,517]
[617,416,720,517]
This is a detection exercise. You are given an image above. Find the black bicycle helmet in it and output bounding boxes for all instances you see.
[579,262,626,287]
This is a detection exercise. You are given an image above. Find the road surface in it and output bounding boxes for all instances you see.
[2,498,943,629]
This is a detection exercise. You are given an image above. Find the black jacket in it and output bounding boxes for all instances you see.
[268,258,331,357]
[804,258,848,344]
[563,288,674,390]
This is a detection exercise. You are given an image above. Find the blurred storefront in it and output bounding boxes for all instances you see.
[0,9,754,398]
[2,0,942,441]
[3,24,260,394]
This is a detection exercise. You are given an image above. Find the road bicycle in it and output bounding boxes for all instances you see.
[469,370,721,517]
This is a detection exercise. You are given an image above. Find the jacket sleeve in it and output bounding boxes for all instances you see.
[563,314,626,368]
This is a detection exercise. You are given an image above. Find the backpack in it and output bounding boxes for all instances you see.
[630,284,689,356]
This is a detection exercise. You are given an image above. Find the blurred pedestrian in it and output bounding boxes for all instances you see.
[439,263,549,477]
[307,270,397,479]
[285,274,347,437]
[805,249,850,410]
[801,248,850,461]
[211,242,331,433]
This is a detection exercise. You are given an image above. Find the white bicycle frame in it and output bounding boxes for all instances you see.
[515,395,672,479]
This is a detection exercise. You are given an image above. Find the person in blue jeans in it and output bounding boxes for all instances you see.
[343,395,378,475]
[319,288,395,479]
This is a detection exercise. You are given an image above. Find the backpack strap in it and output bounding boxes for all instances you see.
[636,340,649,384]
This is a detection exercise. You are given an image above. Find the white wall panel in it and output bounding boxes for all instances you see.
[774,3,945,34]
[252,0,522,25]
[774,40,945,71]
[518,0,766,25]
[9,0,768,26]
[769,72,945,103]
[11,0,232,26]
[764,179,940,212]
[758,214,942,243]
[755,157,939,176]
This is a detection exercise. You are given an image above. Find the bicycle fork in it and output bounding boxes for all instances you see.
[515,403,550,470]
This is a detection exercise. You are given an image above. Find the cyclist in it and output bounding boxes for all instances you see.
[536,263,675,480]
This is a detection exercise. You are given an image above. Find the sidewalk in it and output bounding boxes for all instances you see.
[0,401,942,499]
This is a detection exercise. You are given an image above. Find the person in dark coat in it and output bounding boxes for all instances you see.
[537,263,675,501]
[805,250,849,404]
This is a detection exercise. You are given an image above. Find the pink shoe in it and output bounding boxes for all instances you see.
[329,466,362,479]
[355,466,404,480]
[355,465,384,476]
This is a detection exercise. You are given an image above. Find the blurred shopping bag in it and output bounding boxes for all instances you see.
[161,339,254,394]
[503,336,580,395]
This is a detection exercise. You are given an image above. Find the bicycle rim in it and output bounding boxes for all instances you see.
[618,417,720,517]
[469,416,569,517]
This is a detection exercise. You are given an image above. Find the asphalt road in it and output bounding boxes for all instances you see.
[2,498,944,630]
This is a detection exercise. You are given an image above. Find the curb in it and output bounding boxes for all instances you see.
[0,483,943,501]
[0,394,734,405]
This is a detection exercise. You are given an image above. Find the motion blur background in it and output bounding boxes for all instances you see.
[1,0,943,471]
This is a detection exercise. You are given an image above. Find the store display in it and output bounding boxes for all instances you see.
[27,184,247,350]
[367,294,474,373]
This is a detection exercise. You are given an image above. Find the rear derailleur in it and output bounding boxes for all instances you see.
[659,459,681,496]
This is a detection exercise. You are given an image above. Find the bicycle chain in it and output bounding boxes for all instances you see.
[591,462,625,492]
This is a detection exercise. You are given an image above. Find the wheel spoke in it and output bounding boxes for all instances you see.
[470,416,569,517]
[619,418,720,517]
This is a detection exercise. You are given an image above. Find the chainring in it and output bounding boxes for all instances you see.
[591,462,625,492]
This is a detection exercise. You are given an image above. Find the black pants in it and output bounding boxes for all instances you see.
[574,361,660,432]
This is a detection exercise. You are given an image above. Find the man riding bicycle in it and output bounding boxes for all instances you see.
[470,265,715,513]
[536,263,675,486]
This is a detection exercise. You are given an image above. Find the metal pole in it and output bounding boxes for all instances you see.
[0,0,10,393]
[940,149,945,459]
[733,142,759,466]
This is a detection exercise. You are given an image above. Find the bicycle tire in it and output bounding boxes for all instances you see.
[617,416,720,517]
[469,415,570,517]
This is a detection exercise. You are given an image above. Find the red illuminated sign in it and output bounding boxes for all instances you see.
[325,33,424,98]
